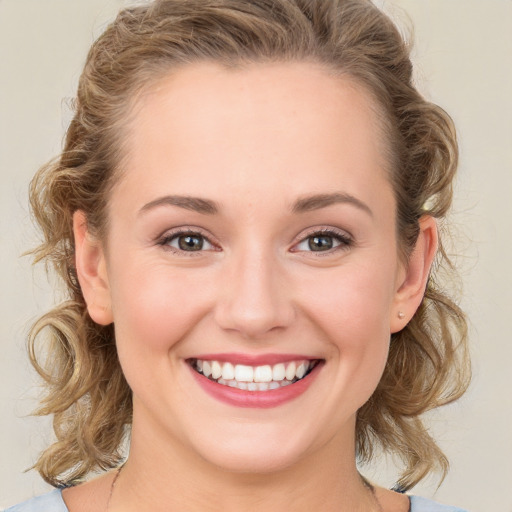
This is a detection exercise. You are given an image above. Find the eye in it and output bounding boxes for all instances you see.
[159,230,215,253]
[293,229,352,253]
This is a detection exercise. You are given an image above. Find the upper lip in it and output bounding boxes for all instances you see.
[187,353,322,366]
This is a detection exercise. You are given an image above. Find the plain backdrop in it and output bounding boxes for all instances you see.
[1,1,511,510]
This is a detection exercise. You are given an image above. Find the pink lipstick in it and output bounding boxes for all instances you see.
[187,355,323,408]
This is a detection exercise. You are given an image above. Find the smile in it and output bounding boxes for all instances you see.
[189,359,319,392]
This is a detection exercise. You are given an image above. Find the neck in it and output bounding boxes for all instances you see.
[109,400,381,512]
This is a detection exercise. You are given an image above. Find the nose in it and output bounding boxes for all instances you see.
[214,247,295,339]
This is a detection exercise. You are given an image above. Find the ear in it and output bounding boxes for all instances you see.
[73,210,113,325]
[390,215,438,333]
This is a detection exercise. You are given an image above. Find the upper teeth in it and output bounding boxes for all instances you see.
[194,359,314,384]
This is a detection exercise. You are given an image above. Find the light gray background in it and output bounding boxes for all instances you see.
[1,1,511,510]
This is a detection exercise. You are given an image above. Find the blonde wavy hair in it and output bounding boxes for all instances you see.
[28,0,470,491]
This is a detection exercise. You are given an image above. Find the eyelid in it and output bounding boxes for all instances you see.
[155,225,353,255]
[290,226,353,254]
[157,226,219,253]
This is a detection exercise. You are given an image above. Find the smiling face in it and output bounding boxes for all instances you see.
[74,61,430,475]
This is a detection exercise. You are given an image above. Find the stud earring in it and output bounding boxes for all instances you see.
[397,311,405,319]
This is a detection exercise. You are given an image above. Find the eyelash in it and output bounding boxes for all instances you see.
[157,227,353,256]
[291,228,353,255]
[157,228,217,255]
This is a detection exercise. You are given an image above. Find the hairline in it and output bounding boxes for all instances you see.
[97,58,401,255]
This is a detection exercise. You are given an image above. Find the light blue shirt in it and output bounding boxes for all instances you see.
[4,489,469,511]
[4,490,66,512]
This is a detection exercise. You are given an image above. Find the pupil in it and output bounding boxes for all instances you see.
[179,235,203,251]
[309,235,333,251]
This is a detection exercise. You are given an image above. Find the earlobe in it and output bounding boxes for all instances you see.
[390,215,438,333]
[73,210,113,325]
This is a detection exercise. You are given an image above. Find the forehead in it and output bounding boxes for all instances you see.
[113,61,393,216]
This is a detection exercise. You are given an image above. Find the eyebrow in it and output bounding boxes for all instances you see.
[139,192,372,217]
[292,192,373,217]
[140,195,219,215]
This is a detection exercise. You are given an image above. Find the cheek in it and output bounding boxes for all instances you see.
[299,260,396,343]
[296,261,395,397]
[109,262,214,356]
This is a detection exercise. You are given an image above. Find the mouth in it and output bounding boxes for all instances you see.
[187,358,321,392]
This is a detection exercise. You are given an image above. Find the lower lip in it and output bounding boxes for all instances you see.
[189,362,322,409]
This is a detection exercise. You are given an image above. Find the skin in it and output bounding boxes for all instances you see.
[66,62,436,512]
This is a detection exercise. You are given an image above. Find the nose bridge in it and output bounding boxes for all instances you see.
[215,240,294,338]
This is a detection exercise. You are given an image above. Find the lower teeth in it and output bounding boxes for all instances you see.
[210,377,298,391]
[193,370,301,391]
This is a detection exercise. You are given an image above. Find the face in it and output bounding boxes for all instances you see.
[79,62,421,474]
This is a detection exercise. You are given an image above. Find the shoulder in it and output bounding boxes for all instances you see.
[409,495,469,512]
[3,490,68,512]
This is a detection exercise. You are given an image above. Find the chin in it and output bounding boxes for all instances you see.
[205,446,306,475]
[190,426,317,475]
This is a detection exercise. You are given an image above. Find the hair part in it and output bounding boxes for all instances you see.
[28,0,470,490]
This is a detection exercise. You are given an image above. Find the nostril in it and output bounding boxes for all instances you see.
[214,290,296,339]
[214,305,293,339]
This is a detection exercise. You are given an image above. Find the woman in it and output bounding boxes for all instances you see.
[7,0,470,510]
